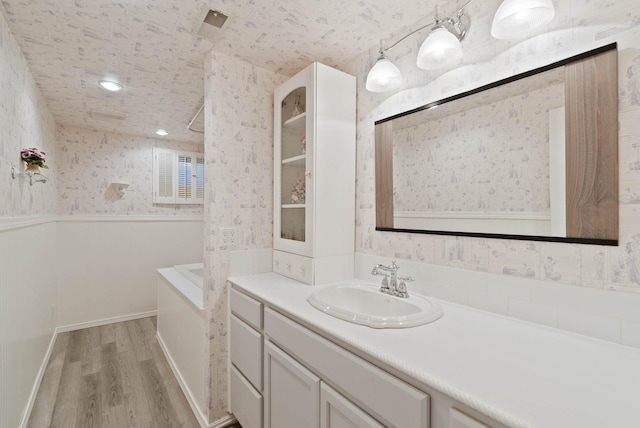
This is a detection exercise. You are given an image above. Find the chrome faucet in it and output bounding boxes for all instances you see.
[371,260,413,298]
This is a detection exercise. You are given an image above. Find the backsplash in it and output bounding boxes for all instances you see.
[56,125,204,216]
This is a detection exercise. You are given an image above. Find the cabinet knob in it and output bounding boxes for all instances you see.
[299,267,305,275]
[274,260,279,268]
[305,170,311,177]
[285,263,291,271]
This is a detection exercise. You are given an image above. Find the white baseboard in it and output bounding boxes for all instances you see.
[156,333,209,428]
[209,414,238,428]
[19,329,57,428]
[56,310,157,333]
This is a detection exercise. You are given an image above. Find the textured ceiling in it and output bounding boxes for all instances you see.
[0,0,437,144]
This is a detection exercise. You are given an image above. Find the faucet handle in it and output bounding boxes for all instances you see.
[379,274,390,293]
[395,276,413,298]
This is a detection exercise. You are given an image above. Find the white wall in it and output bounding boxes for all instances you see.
[344,0,640,345]
[56,218,204,328]
[0,221,58,427]
[0,5,58,427]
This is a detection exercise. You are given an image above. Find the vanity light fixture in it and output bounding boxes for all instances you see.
[156,129,168,136]
[416,7,468,70]
[365,4,469,92]
[365,42,403,92]
[491,0,555,40]
[366,0,556,92]
[99,80,123,92]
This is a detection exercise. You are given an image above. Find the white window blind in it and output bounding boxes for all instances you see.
[153,148,204,204]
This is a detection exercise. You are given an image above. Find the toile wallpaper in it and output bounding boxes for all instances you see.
[203,51,285,421]
[56,125,204,216]
[0,8,57,218]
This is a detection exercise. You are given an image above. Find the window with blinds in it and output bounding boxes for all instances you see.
[153,147,204,204]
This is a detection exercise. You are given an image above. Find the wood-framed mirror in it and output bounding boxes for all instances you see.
[375,43,618,246]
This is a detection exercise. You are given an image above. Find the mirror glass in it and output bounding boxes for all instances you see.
[375,44,618,245]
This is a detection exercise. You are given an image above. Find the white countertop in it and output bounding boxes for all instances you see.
[228,273,640,428]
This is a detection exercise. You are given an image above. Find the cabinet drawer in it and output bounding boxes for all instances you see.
[230,314,262,391]
[264,308,429,428]
[273,250,314,284]
[230,365,263,428]
[230,287,263,330]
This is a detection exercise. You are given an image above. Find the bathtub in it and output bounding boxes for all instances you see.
[156,262,206,424]
[157,263,204,309]
[174,262,204,289]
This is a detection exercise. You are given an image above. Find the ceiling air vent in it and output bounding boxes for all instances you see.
[89,110,126,122]
[193,9,229,42]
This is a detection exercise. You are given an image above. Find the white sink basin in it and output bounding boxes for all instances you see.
[307,284,443,328]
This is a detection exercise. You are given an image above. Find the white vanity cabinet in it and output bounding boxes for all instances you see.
[229,283,502,428]
[263,307,430,427]
[273,62,356,285]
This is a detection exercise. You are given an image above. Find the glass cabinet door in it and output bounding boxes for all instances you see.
[279,87,308,244]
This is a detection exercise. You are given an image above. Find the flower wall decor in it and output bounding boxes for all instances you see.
[21,147,48,169]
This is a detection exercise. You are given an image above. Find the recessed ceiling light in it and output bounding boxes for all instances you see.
[156,129,168,136]
[99,80,123,92]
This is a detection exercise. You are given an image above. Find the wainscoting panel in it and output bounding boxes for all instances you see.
[56,217,203,327]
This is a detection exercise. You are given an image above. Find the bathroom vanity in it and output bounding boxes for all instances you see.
[228,273,640,428]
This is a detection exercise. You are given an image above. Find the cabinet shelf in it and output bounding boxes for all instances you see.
[283,112,306,130]
[282,204,306,209]
[282,154,306,165]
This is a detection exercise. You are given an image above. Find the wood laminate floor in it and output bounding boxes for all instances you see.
[27,316,239,428]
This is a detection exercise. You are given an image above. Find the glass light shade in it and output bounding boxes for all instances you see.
[416,27,463,70]
[491,0,555,40]
[366,57,402,92]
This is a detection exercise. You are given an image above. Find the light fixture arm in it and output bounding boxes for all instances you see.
[380,1,473,55]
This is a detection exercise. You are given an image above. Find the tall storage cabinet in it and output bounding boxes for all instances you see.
[273,62,356,285]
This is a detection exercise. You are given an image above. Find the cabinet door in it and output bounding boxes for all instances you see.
[320,383,384,428]
[264,340,320,428]
[274,63,315,257]
[450,408,491,428]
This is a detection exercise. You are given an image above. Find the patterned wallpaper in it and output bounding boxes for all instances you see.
[56,125,204,216]
[393,83,563,213]
[0,8,57,217]
[203,51,285,422]
[344,0,640,294]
